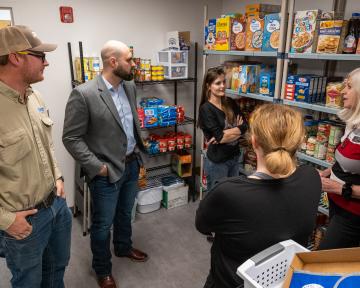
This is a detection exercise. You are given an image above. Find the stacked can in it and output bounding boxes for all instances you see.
[326,124,345,164]
[151,65,164,81]
[314,122,331,160]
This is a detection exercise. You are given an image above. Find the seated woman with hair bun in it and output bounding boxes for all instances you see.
[196,104,322,288]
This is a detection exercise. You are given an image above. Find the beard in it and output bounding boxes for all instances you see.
[113,65,134,81]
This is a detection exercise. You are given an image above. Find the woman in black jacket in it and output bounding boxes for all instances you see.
[198,67,247,192]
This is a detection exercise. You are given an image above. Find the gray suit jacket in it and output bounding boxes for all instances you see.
[62,75,143,183]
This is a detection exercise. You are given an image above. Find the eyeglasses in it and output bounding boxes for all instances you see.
[17,51,46,63]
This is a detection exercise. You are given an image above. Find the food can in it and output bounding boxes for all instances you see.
[145,71,152,81]
[306,136,317,156]
[328,125,344,146]
[314,142,328,160]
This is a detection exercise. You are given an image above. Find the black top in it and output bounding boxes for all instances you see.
[199,99,245,163]
[195,165,322,288]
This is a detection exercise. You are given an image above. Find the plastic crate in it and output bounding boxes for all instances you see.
[237,240,309,288]
[157,49,188,79]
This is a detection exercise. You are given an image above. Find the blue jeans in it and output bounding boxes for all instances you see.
[205,155,240,192]
[0,196,72,288]
[89,159,139,277]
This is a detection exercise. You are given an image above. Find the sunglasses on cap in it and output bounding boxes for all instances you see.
[17,51,46,63]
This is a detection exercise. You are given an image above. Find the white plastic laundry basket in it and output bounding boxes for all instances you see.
[237,240,309,288]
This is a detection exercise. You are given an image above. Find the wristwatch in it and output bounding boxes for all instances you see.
[341,182,352,200]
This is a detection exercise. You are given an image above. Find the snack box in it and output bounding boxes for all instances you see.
[245,13,265,51]
[205,18,216,50]
[283,247,360,288]
[144,107,158,128]
[262,13,281,51]
[294,75,316,103]
[230,15,247,51]
[231,66,241,91]
[245,4,280,14]
[285,75,297,100]
[291,10,321,53]
[216,16,231,51]
[238,65,260,94]
[259,71,275,96]
[316,20,348,54]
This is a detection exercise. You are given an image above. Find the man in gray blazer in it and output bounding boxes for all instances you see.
[63,40,148,288]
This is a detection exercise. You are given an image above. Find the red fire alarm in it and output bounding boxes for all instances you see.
[60,6,74,23]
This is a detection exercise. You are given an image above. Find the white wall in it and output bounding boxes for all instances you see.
[2,0,222,206]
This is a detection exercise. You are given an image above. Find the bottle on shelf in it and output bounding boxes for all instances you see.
[342,13,360,54]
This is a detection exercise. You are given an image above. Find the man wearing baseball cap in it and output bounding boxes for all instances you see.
[0,25,72,287]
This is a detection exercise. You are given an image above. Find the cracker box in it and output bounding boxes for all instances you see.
[316,20,348,53]
[205,18,216,50]
[231,66,241,91]
[295,75,316,103]
[215,16,231,51]
[239,65,260,93]
[245,4,280,14]
[245,13,265,51]
[291,10,321,53]
[262,13,281,51]
[259,71,275,96]
[230,15,247,51]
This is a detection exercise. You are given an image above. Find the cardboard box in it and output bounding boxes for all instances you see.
[291,10,321,53]
[316,20,348,54]
[262,13,281,51]
[295,75,316,103]
[205,19,216,50]
[162,184,188,209]
[245,4,280,14]
[283,247,360,287]
[216,16,231,50]
[259,71,275,96]
[245,13,265,51]
[238,65,260,93]
[171,152,192,178]
[230,15,247,51]
[166,31,190,50]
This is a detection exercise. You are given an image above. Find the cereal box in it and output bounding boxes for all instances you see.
[245,13,265,51]
[316,20,348,54]
[215,16,231,51]
[262,13,281,51]
[230,15,246,51]
[245,4,280,15]
[239,65,260,94]
[291,10,321,53]
[205,19,216,50]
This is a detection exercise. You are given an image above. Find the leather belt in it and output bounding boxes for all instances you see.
[125,152,137,163]
[34,188,56,210]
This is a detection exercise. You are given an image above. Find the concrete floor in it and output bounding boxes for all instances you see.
[0,201,211,288]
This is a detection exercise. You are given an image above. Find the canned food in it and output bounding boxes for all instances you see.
[140,59,151,71]
[328,125,344,146]
[145,71,151,81]
[151,65,164,72]
[314,142,328,160]
[151,76,159,81]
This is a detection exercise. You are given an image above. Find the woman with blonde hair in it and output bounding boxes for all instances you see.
[196,104,322,288]
[319,68,360,249]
